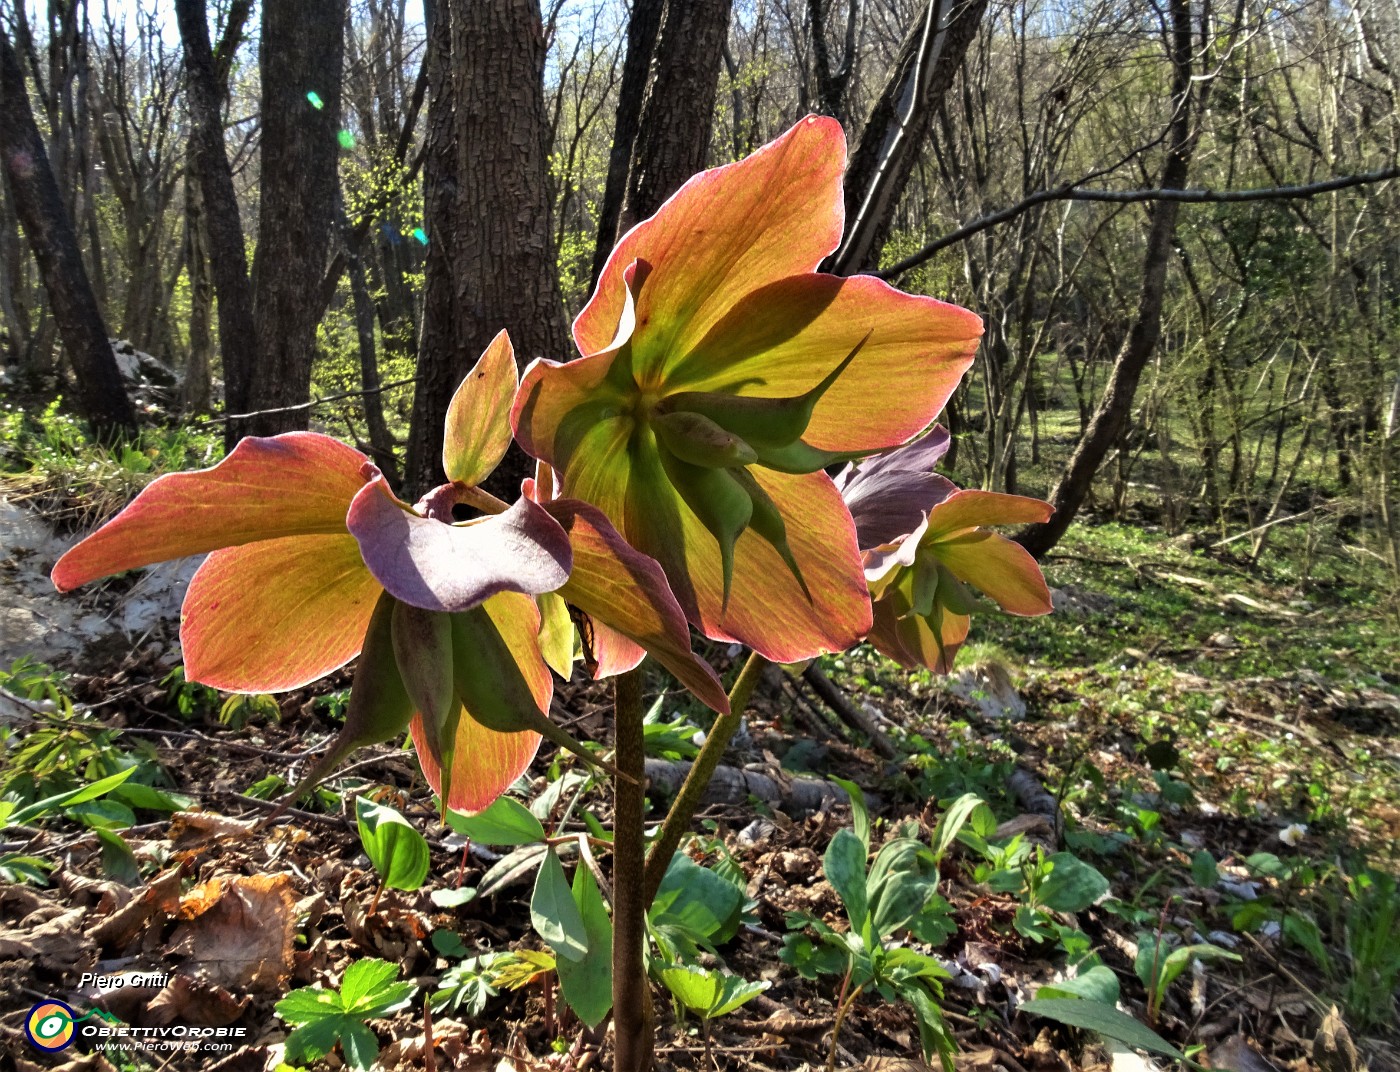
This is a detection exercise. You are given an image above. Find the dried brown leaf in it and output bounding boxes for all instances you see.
[167,873,297,992]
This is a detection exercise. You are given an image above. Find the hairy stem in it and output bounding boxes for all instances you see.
[642,650,769,903]
[611,666,653,1072]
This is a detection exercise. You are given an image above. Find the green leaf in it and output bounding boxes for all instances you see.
[446,796,547,845]
[824,827,869,933]
[67,799,137,831]
[1018,998,1184,1059]
[831,776,870,855]
[490,949,557,990]
[1035,965,1121,1005]
[431,929,470,958]
[338,1020,380,1071]
[555,859,612,1028]
[95,829,141,885]
[780,930,850,979]
[930,793,989,862]
[1136,935,1240,1005]
[108,783,195,813]
[431,887,478,908]
[907,985,956,1069]
[356,798,430,891]
[277,987,345,1023]
[660,965,770,1018]
[283,1016,348,1066]
[433,956,501,1016]
[1191,850,1219,889]
[532,848,589,962]
[356,981,415,1019]
[1037,853,1111,913]
[867,837,939,939]
[9,767,137,826]
[648,852,745,958]
[340,959,401,1011]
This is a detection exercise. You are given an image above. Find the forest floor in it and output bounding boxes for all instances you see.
[0,472,1398,1072]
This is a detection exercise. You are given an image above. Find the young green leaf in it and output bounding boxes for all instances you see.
[356,797,430,891]
[445,796,546,845]
[95,828,141,885]
[1036,853,1111,913]
[831,776,870,855]
[1034,965,1121,1005]
[930,793,989,863]
[276,959,415,1072]
[648,852,746,960]
[1018,998,1184,1059]
[1191,850,1219,889]
[9,766,137,826]
[824,827,870,935]
[555,857,613,1028]
[532,848,589,962]
[660,965,770,1019]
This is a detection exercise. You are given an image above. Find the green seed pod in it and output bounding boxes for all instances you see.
[730,466,810,599]
[653,410,758,468]
[278,591,413,804]
[450,606,631,781]
[660,331,869,451]
[658,449,754,610]
[391,600,456,801]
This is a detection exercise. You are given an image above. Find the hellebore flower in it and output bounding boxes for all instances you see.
[51,332,723,813]
[512,115,983,663]
[837,427,1054,673]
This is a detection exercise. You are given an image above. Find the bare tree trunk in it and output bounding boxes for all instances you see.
[346,218,398,485]
[808,0,860,121]
[828,0,989,275]
[174,0,255,446]
[245,0,347,438]
[588,0,664,289]
[403,0,571,500]
[180,165,212,414]
[1018,0,1198,558]
[617,0,733,231]
[0,27,135,440]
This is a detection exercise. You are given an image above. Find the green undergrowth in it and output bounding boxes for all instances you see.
[0,398,223,530]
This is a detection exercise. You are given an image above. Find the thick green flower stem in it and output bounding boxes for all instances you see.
[611,666,654,1072]
[642,650,769,903]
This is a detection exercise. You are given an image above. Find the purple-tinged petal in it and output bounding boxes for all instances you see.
[347,472,572,613]
[863,516,930,589]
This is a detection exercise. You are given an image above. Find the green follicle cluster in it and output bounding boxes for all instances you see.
[637,332,873,608]
[281,590,627,824]
[899,552,978,623]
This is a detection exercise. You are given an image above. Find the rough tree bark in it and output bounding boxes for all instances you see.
[179,165,212,414]
[808,0,861,121]
[245,0,347,438]
[588,0,664,288]
[173,0,255,444]
[403,0,571,500]
[617,0,733,231]
[0,27,136,440]
[828,0,990,275]
[1017,0,1199,558]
